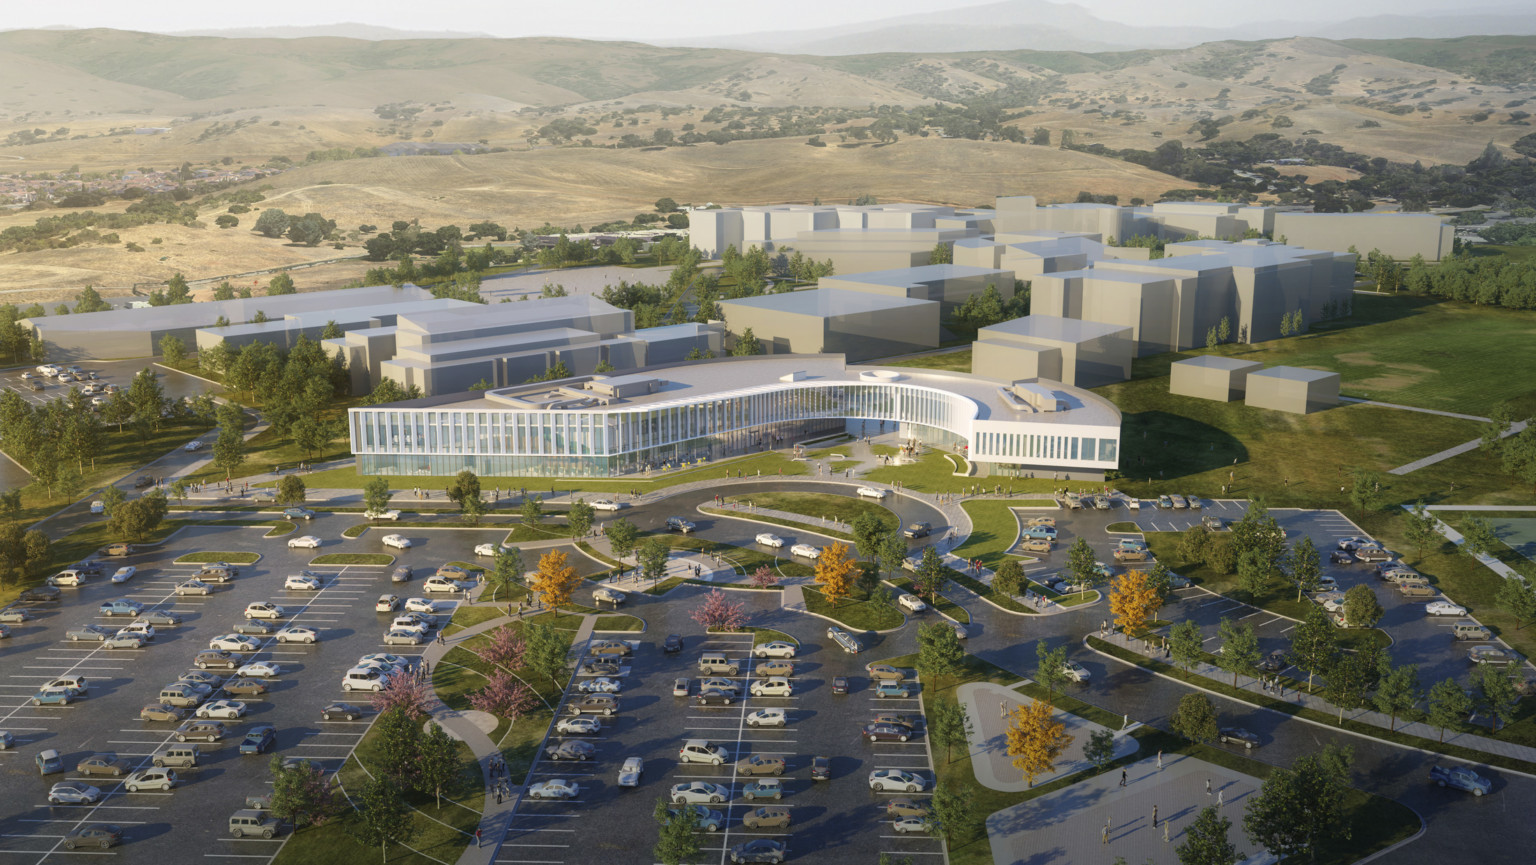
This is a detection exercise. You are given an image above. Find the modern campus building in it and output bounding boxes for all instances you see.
[717,289,939,362]
[819,264,1018,314]
[348,355,1122,480]
[1169,356,1265,402]
[1244,366,1341,414]
[972,315,1135,388]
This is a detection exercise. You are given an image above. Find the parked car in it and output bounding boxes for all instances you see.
[868,769,926,792]
[276,626,318,644]
[742,806,792,830]
[828,626,862,654]
[545,740,596,761]
[678,740,728,765]
[391,566,412,583]
[125,768,179,792]
[103,632,146,650]
[196,700,248,720]
[898,593,927,612]
[753,641,797,659]
[19,585,62,604]
[593,587,626,605]
[234,620,277,636]
[210,634,262,653]
[589,640,632,657]
[567,694,618,716]
[284,574,322,591]
[755,660,794,678]
[556,717,601,736]
[474,543,510,557]
[224,679,270,697]
[381,534,412,549]
[175,579,214,595]
[666,517,696,533]
[864,722,915,742]
[617,757,643,788]
[48,782,103,805]
[63,825,122,850]
[694,689,735,707]
[282,507,315,521]
[1430,764,1491,795]
[832,676,849,694]
[244,602,286,620]
[663,634,684,654]
[670,781,729,804]
[747,708,787,728]
[364,509,401,521]
[1469,646,1518,666]
[736,754,786,776]
[591,500,622,511]
[110,567,136,584]
[0,607,34,623]
[1330,550,1355,564]
[528,779,581,800]
[811,755,831,780]
[875,681,912,698]
[887,797,931,818]
[67,624,114,642]
[672,678,690,697]
[1426,601,1468,616]
[174,719,226,742]
[1218,727,1261,749]
[576,677,622,694]
[321,702,363,721]
[238,661,283,678]
[240,726,277,755]
[750,677,793,698]
[141,704,190,722]
[75,754,131,777]
[866,663,906,682]
[139,609,181,626]
[755,533,785,548]
[730,839,786,864]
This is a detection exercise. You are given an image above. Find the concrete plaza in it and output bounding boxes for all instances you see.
[985,752,1276,865]
[959,681,1139,791]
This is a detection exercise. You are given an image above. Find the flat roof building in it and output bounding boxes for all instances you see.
[819,264,1017,314]
[349,355,1122,480]
[972,315,1134,389]
[1169,355,1264,402]
[718,288,939,362]
[1245,366,1340,414]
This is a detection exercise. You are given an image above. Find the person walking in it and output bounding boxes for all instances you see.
[1205,779,1211,797]
[1119,768,1127,787]
[1152,805,1158,828]
[1217,789,1224,809]
[1101,821,1109,845]
[474,828,482,848]
[1163,822,1170,843]
[1157,750,1163,770]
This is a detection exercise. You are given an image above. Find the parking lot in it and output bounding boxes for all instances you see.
[0,515,524,864]
[497,626,944,864]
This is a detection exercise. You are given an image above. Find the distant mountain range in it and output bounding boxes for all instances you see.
[7,23,495,41]
[658,0,1536,54]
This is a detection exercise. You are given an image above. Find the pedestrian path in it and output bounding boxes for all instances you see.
[1388,420,1527,475]
[1416,505,1525,581]
[957,681,1138,791]
[1088,631,1536,768]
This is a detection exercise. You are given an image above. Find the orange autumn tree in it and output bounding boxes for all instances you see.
[1005,699,1074,787]
[1109,568,1162,637]
[530,548,580,609]
[814,542,859,607]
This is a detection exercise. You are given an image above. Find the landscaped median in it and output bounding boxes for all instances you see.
[885,574,970,624]
[309,553,395,566]
[910,651,1421,865]
[800,586,905,631]
[947,568,1035,615]
[1087,635,1536,775]
[272,718,483,865]
[723,491,898,530]
[173,551,261,565]
[700,505,858,543]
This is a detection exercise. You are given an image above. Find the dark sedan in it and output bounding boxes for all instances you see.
[863,722,915,742]
[693,689,736,707]
[663,634,684,653]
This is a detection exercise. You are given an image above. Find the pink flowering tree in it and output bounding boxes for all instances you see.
[469,670,539,721]
[370,672,434,719]
[691,589,748,631]
[480,625,527,670]
[749,566,779,588]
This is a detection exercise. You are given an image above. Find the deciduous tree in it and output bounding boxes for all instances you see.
[1426,677,1472,742]
[488,547,525,602]
[1460,515,1499,560]
[275,475,306,506]
[480,625,526,669]
[469,670,539,720]
[1403,501,1440,561]
[749,565,778,588]
[363,475,392,516]
[522,622,568,690]
[1215,617,1261,687]
[1169,619,1204,670]
[1178,806,1242,865]
[927,781,976,842]
[653,797,701,865]
[916,621,965,680]
[607,518,639,561]
[1034,640,1068,705]
[1171,692,1219,744]
[992,559,1024,599]
[1109,567,1161,635]
[638,537,671,585]
[414,722,463,808]
[691,589,747,631]
[1005,698,1073,787]
[530,549,580,609]
[370,673,434,719]
[1341,584,1383,628]
[269,754,334,829]
[1473,663,1519,731]
[1373,663,1421,732]
[1243,744,1354,865]
[1290,603,1340,692]
[351,777,415,863]
[927,696,971,764]
[212,402,246,480]
[1497,577,1536,630]
[813,542,858,606]
[372,707,422,787]
[1287,536,1322,601]
[567,499,595,539]
[1084,728,1115,772]
[1323,649,1377,723]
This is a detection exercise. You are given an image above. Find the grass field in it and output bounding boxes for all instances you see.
[723,492,897,530]
[592,614,644,631]
[952,500,1025,568]
[882,348,974,372]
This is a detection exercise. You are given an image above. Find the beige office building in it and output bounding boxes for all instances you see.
[1169,356,1264,402]
[1245,366,1340,414]
[717,288,939,362]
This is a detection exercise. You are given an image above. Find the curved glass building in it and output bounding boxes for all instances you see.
[349,355,1121,479]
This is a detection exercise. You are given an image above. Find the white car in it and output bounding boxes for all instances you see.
[375,594,400,613]
[175,579,213,595]
[593,587,626,605]
[238,661,282,678]
[423,576,470,593]
[1314,576,1340,593]
[1318,593,1347,613]
[591,500,622,512]
[363,509,401,521]
[110,566,136,584]
[284,575,322,591]
[244,602,286,620]
[750,677,793,697]
[868,769,926,793]
[755,533,785,548]
[1062,660,1091,683]
[275,626,318,644]
[856,486,888,499]
[790,543,821,559]
[384,629,424,646]
[358,653,411,670]
[209,634,262,653]
[474,543,509,557]
[556,717,601,735]
[1426,600,1468,616]
[195,699,247,719]
[184,440,204,451]
[89,500,105,514]
[118,622,156,640]
[670,781,730,804]
[288,535,321,550]
[576,677,622,694]
[381,534,412,550]
[403,597,435,614]
[389,616,430,635]
[753,641,796,659]
[893,817,930,834]
[746,708,786,728]
[528,779,580,800]
[898,593,927,613]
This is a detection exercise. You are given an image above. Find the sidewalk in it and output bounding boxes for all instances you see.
[957,681,1138,791]
[1088,631,1536,767]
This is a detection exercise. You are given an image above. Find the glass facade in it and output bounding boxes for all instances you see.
[351,380,1117,478]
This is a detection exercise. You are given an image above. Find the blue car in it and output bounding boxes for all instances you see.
[99,599,144,617]
[240,725,277,755]
[1022,525,1057,540]
[33,686,82,706]
[875,681,913,699]
[1430,764,1492,796]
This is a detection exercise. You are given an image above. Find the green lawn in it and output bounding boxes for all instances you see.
[749,627,799,646]
[883,348,974,372]
[310,553,394,566]
[723,491,897,529]
[505,522,571,543]
[341,524,368,539]
[285,450,810,492]
[265,521,297,537]
[953,500,1025,568]
[702,506,858,543]
[173,551,261,564]
[801,586,906,630]
[1134,294,1536,415]
[949,569,1035,615]
[592,614,644,631]
[886,575,971,623]
[861,451,965,493]
[272,717,483,865]
[443,604,506,637]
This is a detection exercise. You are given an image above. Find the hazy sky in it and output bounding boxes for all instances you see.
[12,0,1525,40]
